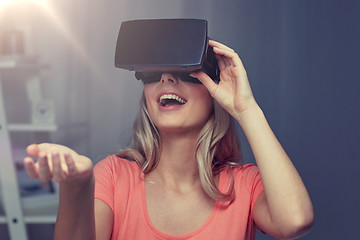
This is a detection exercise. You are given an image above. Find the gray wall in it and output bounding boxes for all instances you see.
[1,0,359,239]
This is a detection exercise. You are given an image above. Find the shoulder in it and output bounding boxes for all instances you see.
[95,154,139,169]
[231,163,261,180]
[94,155,141,178]
[222,163,262,192]
[93,155,142,215]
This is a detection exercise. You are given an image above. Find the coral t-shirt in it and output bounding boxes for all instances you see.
[94,155,264,240]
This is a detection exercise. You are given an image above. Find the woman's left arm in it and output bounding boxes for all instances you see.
[191,40,314,239]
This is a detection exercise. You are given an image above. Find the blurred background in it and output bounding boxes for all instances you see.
[0,0,359,239]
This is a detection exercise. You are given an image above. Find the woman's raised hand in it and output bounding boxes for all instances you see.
[23,143,93,184]
[190,40,258,120]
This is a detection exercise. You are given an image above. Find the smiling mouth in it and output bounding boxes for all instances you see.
[159,94,187,107]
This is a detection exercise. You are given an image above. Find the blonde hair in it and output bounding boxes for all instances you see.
[118,93,242,201]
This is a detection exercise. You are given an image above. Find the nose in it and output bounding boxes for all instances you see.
[160,73,178,84]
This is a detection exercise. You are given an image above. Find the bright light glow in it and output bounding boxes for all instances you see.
[0,0,46,8]
[35,2,102,77]
[0,0,102,79]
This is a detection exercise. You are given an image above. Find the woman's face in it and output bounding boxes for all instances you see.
[144,73,213,135]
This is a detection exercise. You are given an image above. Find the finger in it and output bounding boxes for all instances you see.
[26,143,56,157]
[190,71,218,96]
[213,47,247,76]
[213,46,240,65]
[65,153,78,176]
[215,54,227,70]
[221,54,234,68]
[52,152,67,182]
[23,157,39,179]
[26,144,40,157]
[210,40,244,72]
[38,152,53,180]
[212,46,243,74]
[209,40,235,53]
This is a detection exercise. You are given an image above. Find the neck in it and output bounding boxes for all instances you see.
[147,130,201,192]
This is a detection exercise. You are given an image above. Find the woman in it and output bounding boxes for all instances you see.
[24,40,314,239]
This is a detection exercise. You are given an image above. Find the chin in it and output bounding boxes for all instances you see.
[156,122,205,136]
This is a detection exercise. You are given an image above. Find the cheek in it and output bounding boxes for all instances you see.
[194,86,213,106]
[143,84,153,100]
[144,84,155,106]
[200,98,214,120]
[190,86,214,119]
[143,86,155,117]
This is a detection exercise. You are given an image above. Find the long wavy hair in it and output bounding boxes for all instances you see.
[118,93,242,201]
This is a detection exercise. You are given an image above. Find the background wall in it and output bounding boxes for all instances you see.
[1,0,359,239]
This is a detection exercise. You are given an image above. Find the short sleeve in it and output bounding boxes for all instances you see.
[250,168,264,211]
[244,165,264,230]
[234,164,264,224]
[94,156,115,211]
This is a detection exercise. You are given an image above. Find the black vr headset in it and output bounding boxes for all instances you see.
[114,19,220,84]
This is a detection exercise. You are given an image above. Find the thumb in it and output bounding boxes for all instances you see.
[189,71,218,96]
[26,144,40,157]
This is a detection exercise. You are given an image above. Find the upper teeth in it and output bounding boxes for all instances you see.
[159,94,186,104]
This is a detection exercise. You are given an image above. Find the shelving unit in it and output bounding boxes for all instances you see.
[0,55,58,240]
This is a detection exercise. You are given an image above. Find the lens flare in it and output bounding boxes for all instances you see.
[0,0,46,8]
[33,1,102,78]
[0,0,102,78]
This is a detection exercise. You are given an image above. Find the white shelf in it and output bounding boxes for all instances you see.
[0,215,6,223]
[0,215,56,225]
[0,55,57,239]
[22,193,58,211]
[21,184,59,224]
[0,55,41,69]
[8,124,58,132]
[22,195,58,224]
[24,215,57,224]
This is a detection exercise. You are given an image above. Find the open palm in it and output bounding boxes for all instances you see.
[23,143,93,183]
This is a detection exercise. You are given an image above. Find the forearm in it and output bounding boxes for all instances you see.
[235,102,313,228]
[54,173,95,240]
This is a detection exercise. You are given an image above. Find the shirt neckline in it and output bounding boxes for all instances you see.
[140,171,223,239]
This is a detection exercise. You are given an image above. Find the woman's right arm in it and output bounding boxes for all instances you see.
[23,143,113,240]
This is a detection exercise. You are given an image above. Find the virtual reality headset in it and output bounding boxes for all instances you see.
[114,19,220,84]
